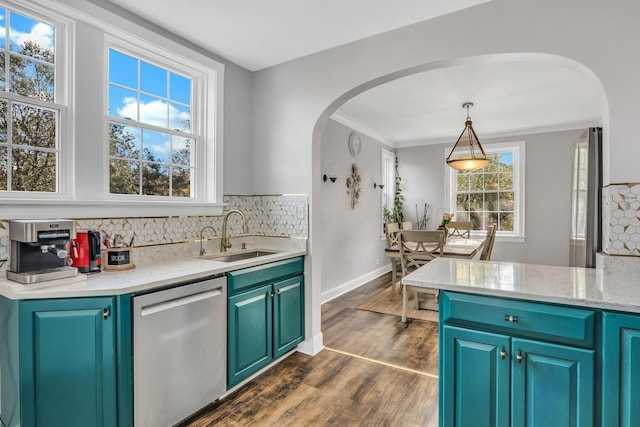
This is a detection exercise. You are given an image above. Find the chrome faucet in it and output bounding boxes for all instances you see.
[199,226,216,256]
[220,209,249,252]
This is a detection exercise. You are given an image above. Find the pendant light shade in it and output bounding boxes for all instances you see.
[446,102,489,172]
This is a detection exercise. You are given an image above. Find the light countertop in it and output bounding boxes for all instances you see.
[402,257,640,314]
[0,249,306,300]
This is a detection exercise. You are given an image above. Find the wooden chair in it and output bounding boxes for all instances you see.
[447,221,471,238]
[399,230,443,322]
[480,225,497,260]
[401,221,413,230]
[385,223,403,298]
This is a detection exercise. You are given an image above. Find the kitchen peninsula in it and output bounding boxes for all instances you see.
[403,257,640,427]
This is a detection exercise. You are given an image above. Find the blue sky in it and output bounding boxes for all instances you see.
[0,9,55,55]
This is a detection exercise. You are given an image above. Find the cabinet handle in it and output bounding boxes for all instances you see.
[269,291,274,299]
[500,347,507,359]
[516,350,523,363]
[103,307,110,319]
[504,315,519,323]
[276,289,281,296]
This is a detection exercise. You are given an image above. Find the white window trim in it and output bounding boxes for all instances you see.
[0,0,225,219]
[444,140,526,243]
[380,147,395,237]
[0,1,74,201]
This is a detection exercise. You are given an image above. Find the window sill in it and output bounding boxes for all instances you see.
[470,232,526,244]
[0,199,225,219]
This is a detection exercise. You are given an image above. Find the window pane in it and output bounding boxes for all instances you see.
[469,212,483,230]
[109,123,140,158]
[497,152,514,171]
[499,192,514,210]
[0,52,5,90]
[456,193,469,211]
[140,61,166,97]
[139,93,168,128]
[12,103,56,148]
[170,102,190,132]
[109,85,138,119]
[469,193,483,211]
[0,146,6,190]
[469,173,483,191]
[485,173,499,190]
[487,212,498,229]
[142,130,169,163]
[170,72,190,104]
[485,192,498,211]
[109,49,137,89]
[499,213,514,231]
[456,173,469,191]
[142,162,169,196]
[9,11,55,63]
[0,99,6,142]
[10,54,54,100]
[110,159,139,194]
[171,166,191,197]
[455,211,469,222]
[11,148,56,191]
[172,136,191,166]
[499,172,513,190]
[0,9,5,50]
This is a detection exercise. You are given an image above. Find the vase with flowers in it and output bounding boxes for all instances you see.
[438,213,454,242]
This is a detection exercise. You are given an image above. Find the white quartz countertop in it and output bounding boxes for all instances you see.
[0,249,306,300]
[402,257,640,314]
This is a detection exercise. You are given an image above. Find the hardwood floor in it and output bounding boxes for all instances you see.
[182,273,439,426]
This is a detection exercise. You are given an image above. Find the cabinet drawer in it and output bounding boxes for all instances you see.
[227,257,304,295]
[441,292,595,348]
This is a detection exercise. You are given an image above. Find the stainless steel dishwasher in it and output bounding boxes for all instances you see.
[133,275,227,427]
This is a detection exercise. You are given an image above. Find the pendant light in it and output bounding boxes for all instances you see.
[446,102,490,172]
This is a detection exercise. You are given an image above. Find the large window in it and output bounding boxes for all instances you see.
[448,141,525,240]
[108,48,196,198]
[0,6,65,194]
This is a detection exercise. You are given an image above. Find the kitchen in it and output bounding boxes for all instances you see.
[0,0,639,426]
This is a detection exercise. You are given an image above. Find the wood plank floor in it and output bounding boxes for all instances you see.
[182,273,439,426]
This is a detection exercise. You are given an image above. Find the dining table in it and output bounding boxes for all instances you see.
[384,235,487,291]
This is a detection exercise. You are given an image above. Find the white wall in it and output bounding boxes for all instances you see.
[397,129,583,266]
[319,120,390,301]
[250,0,640,353]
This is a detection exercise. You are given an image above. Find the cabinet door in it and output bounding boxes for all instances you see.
[602,312,640,427]
[441,325,511,427]
[273,275,304,358]
[511,338,594,427]
[19,297,117,427]
[228,284,273,388]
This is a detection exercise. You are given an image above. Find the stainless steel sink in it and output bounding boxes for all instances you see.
[202,250,279,262]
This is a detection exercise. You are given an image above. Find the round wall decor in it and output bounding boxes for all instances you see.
[348,132,362,157]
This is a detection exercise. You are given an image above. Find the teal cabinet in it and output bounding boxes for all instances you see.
[227,257,304,388]
[602,312,640,427]
[0,295,132,427]
[440,292,595,427]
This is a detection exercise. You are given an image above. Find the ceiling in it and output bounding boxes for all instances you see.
[106,0,604,147]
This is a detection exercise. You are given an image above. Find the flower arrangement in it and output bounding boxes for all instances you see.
[441,213,454,227]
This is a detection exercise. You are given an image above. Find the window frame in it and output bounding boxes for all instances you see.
[104,38,206,201]
[445,140,526,242]
[380,147,395,234]
[0,1,73,200]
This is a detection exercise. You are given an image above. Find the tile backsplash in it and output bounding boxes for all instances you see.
[603,183,640,256]
[0,194,308,272]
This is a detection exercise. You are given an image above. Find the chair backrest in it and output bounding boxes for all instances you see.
[385,223,400,248]
[448,221,471,238]
[480,225,497,261]
[401,221,413,230]
[398,230,444,276]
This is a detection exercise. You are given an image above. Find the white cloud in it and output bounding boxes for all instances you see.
[117,97,190,131]
[11,22,54,51]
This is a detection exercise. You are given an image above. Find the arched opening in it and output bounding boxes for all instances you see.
[309,52,608,351]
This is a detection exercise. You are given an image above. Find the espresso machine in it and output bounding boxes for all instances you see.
[7,219,78,284]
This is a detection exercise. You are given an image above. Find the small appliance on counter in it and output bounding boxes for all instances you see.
[70,229,102,273]
[7,219,78,284]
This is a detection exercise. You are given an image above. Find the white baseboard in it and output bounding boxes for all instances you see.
[320,264,391,304]
[297,332,324,356]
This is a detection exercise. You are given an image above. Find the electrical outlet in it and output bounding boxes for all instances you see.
[297,204,305,219]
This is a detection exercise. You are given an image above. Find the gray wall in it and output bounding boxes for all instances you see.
[320,120,390,300]
[397,129,584,266]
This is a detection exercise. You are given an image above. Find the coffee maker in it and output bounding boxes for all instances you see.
[7,219,78,284]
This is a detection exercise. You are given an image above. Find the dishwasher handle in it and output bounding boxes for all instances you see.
[140,287,224,317]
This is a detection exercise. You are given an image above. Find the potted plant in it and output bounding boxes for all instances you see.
[382,156,405,227]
